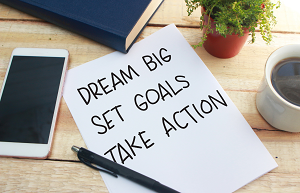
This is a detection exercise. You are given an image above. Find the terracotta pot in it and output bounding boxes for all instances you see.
[201,7,250,58]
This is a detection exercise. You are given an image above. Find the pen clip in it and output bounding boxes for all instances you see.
[78,156,118,178]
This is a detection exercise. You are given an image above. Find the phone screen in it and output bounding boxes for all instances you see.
[0,56,65,144]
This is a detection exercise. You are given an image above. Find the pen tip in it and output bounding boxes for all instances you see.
[71,145,80,153]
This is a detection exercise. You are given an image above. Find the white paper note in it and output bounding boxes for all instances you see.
[63,24,277,193]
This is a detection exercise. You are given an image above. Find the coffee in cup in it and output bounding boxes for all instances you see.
[271,57,300,107]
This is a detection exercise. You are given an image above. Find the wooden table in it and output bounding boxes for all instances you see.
[1,0,300,192]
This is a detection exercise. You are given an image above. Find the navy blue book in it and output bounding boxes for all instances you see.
[0,0,164,53]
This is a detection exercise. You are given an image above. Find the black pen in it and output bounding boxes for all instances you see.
[71,145,180,193]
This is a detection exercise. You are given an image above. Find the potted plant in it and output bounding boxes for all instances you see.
[185,0,281,58]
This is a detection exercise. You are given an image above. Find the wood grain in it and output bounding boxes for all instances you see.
[1,0,300,192]
[2,156,300,193]
[0,158,109,192]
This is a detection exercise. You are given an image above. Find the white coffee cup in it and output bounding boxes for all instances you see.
[256,44,300,132]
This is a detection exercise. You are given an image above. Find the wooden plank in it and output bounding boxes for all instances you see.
[0,20,114,72]
[50,99,87,160]
[0,158,108,192]
[0,2,37,20]
[236,172,300,193]
[1,157,300,192]
[0,0,299,33]
[263,141,300,174]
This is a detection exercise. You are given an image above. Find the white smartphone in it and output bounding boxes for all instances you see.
[0,48,69,159]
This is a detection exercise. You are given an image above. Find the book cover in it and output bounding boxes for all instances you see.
[63,24,277,192]
[0,0,164,53]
